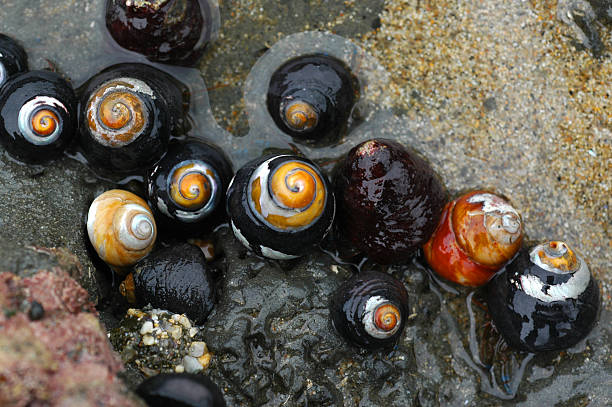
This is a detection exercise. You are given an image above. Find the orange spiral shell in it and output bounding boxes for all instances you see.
[283,100,318,132]
[374,304,401,332]
[423,190,523,287]
[31,109,59,136]
[169,163,213,210]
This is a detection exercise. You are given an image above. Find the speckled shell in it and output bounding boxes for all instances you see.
[330,271,409,349]
[423,191,524,287]
[105,0,218,66]
[136,373,226,407]
[146,139,233,235]
[87,189,157,269]
[78,63,188,173]
[334,138,446,264]
[121,243,216,325]
[0,70,77,163]
[266,54,359,145]
[0,34,28,87]
[485,241,600,352]
[226,154,335,259]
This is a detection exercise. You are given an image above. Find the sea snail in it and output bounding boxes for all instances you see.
[334,138,446,264]
[146,139,233,235]
[0,34,28,87]
[330,271,410,349]
[105,0,219,66]
[120,243,216,324]
[78,63,188,173]
[0,70,77,163]
[266,54,359,145]
[136,373,226,407]
[226,154,335,259]
[485,241,600,353]
[87,189,157,270]
[423,191,524,287]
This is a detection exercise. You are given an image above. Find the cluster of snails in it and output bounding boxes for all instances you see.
[0,0,602,403]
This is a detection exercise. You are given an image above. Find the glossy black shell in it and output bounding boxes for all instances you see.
[226,154,335,259]
[0,34,28,87]
[136,373,226,407]
[0,70,77,163]
[146,138,233,235]
[330,271,409,349]
[105,0,216,65]
[78,63,188,173]
[334,138,446,264]
[485,247,600,353]
[131,243,216,324]
[266,54,358,145]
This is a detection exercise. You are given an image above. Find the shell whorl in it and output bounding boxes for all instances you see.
[87,189,157,268]
[17,96,66,145]
[248,156,326,231]
[465,192,522,245]
[281,100,318,132]
[85,78,151,148]
[166,160,221,222]
[363,296,402,339]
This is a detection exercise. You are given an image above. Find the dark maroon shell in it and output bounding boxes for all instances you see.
[105,0,216,65]
[334,139,446,264]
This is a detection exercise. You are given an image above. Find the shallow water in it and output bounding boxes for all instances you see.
[0,0,610,406]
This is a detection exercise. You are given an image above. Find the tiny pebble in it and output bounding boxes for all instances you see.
[183,355,203,373]
[177,315,192,329]
[28,301,45,321]
[174,364,185,373]
[198,353,212,370]
[142,335,155,346]
[189,341,208,357]
[189,327,199,337]
[140,321,153,335]
[168,325,182,339]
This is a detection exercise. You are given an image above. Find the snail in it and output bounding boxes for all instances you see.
[86,189,157,270]
[105,0,219,66]
[0,70,77,163]
[120,243,216,324]
[0,34,28,87]
[78,63,188,173]
[136,373,226,407]
[266,54,359,145]
[330,271,409,349]
[422,191,524,287]
[485,241,600,353]
[226,154,335,259]
[334,138,446,264]
[146,139,233,235]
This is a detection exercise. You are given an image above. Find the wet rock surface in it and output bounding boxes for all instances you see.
[0,0,610,406]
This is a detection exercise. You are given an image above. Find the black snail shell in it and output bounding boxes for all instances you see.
[0,70,77,163]
[330,271,410,349]
[146,139,233,235]
[136,373,226,407]
[226,154,335,259]
[485,241,600,353]
[78,63,188,173]
[0,34,28,87]
[105,0,218,66]
[120,243,216,324]
[334,138,447,264]
[266,54,359,145]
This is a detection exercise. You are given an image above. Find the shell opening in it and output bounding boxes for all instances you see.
[363,296,401,339]
[18,97,66,145]
[282,100,318,132]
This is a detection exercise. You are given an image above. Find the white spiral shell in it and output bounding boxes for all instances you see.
[87,189,157,269]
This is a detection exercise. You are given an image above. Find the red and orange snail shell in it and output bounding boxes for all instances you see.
[423,190,524,287]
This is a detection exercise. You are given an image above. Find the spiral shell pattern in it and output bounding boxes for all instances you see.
[281,100,318,132]
[85,78,150,148]
[167,160,220,221]
[17,96,66,145]
[249,156,326,231]
[330,271,409,349]
[87,189,157,269]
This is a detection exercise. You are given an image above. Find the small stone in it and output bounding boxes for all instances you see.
[168,324,182,340]
[183,355,203,373]
[139,321,153,335]
[142,335,155,346]
[177,315,192,329]
[188,341,208,357]
[198,353,212,370]
[28,301,45,321]
[189,327,198,337]
[174,364,185,373]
